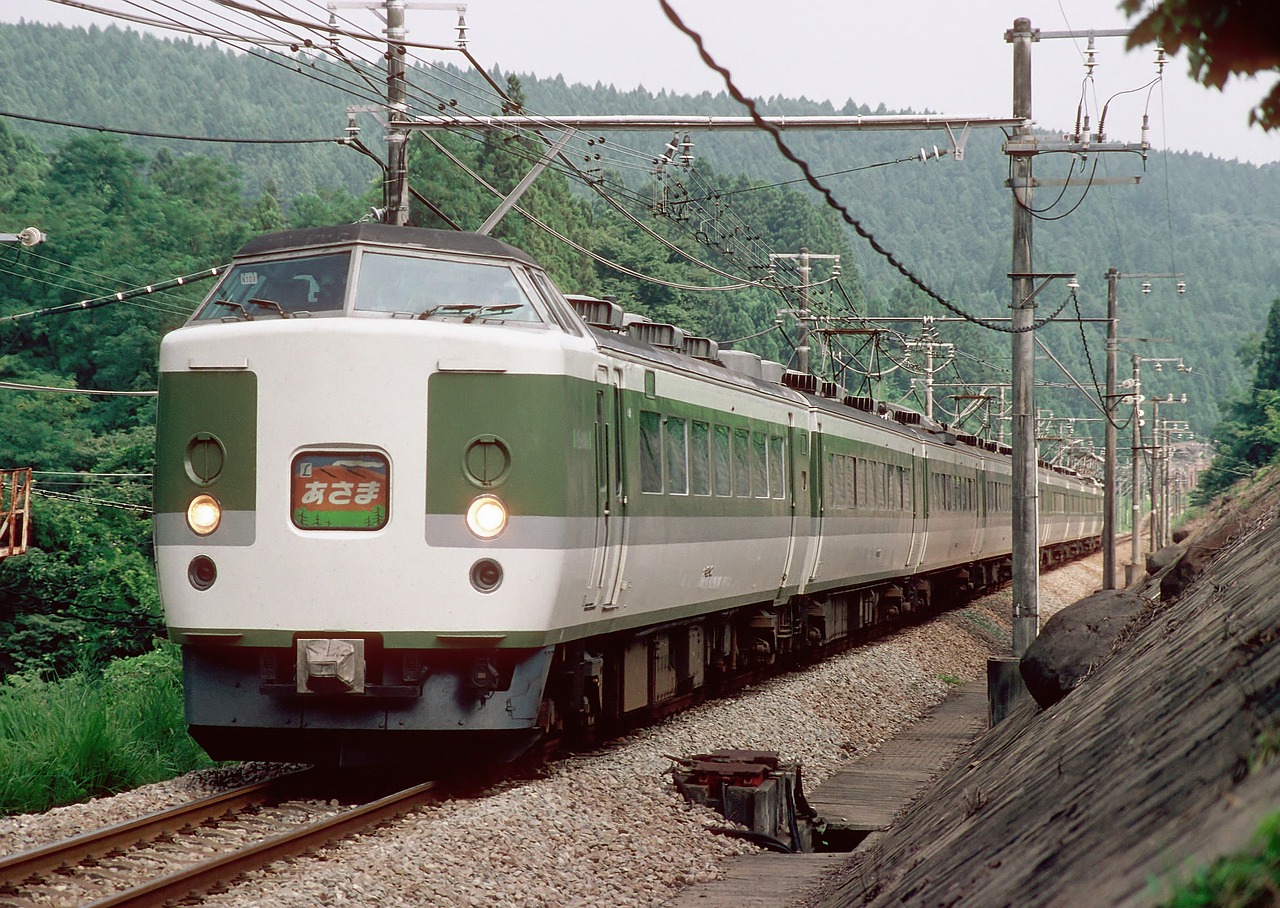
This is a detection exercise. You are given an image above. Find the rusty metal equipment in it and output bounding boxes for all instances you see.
[671,749,815,853]
[0,468,32,562]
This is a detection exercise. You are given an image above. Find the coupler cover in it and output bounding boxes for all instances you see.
[296,638,366,694]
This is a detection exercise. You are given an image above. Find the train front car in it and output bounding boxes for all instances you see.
[155,225,599,767]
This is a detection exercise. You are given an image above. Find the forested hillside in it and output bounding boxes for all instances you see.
[0,54,855,677]
[3,20,1276,436]
[1,19,1277,676]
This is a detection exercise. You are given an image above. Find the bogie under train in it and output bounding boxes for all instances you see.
[155,224,1101,766]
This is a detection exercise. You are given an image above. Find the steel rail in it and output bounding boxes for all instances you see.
[83,781,439,907]
[0,776,297,889]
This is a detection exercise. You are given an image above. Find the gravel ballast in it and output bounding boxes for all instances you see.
[0,558,1102,907]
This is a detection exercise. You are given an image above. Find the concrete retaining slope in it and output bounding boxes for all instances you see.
[810,495,1280,906]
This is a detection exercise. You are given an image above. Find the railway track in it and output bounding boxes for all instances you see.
[0,773,441,907]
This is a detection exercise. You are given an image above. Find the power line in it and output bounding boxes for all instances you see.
[0,109,342,144]
[0,380,157,396]
[0,266,225,324]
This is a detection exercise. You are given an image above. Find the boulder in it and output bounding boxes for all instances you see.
[1160,513,1246,602]
[1146,544,1183,575]
[1020,590,1147,708]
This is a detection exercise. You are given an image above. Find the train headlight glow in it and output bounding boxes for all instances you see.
[465,495,508,539]
[186,494,222,536]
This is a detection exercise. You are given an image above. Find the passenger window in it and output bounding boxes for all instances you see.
[665,416,688,495]
[769,436,785,499]
[640,410,662,493]
[733,429,751,498]
[752,432,769,499]
[713,425,732,497]
[690,420,711,496]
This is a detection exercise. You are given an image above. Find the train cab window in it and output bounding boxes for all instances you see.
[194,252,351,320]
[713,425,732,497]
[690,420,711,496]
[639,410,662,493]
[353,252,543,323]
[528,270,586,336]
[665,416,689,495]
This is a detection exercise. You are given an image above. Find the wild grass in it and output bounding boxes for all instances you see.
[0,642,211,816]
[1155,812,1280,908]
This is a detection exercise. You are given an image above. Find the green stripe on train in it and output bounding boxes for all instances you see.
[155,371,259,514]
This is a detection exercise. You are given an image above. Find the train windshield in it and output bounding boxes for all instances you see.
[194,253,351,320]
[352,252,543,323]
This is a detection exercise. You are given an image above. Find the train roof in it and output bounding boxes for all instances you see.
[234,224,541,267]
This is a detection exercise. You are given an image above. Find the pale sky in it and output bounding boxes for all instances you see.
[3,0,1277,166]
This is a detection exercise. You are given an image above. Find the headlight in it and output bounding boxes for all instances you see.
[465,495,508,539]
[186,494,222,536]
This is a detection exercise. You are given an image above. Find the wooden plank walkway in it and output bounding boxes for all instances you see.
[806,680,988,833]
[665,682,988,907]
[664,854,849,908]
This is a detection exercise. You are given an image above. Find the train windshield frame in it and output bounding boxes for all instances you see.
[189,245,562,328]
[349,250,546,325]
[192,251,352,321]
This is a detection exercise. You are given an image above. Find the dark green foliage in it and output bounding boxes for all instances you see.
[1154,812,1280,907]
[1122,0,1280,131]
[0,643,211,815]
[1194,297,1280,502]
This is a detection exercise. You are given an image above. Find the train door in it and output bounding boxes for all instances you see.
[774,417,807,602]
[906,448,928,569]
[801,423,826,586]
[588,366,627,609]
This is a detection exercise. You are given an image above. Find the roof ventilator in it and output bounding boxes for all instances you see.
[843,395,876,413]
[682,336,720,361]
[782,371,819,394]
[820,380,840,399]
[760,361,785,384]
[567,295,623,330]
[627,322,686,350]
[720,350,763,379]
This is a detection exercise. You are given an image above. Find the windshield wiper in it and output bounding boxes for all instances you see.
[217,300,252,321]
[247,298,291,318]
[463,304,523,323]
[417,303,482,320]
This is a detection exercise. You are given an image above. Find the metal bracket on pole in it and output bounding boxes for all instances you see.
[943,122,972,162]
[476,128,577,236]
[1007,272,1075,308]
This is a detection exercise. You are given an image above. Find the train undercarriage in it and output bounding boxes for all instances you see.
[543,535,1100,746]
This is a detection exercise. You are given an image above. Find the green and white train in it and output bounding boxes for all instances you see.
[155,224,1102,767]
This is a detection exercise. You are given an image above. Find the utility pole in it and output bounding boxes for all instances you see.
[1104,271,1184,587]
[1007,17,1040,657]
[1002,19,1148,656]
[798,248,811,373]
[904,327,955,423]
[769,249,840,376]
[1103,268,1119,589]
[330,1,467,225]
[385,0,410,226]
[1130,352,1143,585]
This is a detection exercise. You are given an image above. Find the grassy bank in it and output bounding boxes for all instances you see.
[0,642,211,816]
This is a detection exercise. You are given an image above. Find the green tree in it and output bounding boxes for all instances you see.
[1195,296,1280,500]
[1122,0,1280,130]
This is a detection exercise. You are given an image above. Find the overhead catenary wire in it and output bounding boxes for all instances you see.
[0,109,343,145]
[0,266,225,324]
